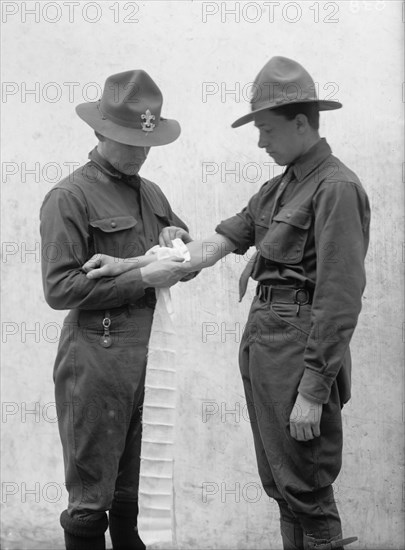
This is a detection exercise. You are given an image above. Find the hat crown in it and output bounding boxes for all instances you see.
[99,70,163,130]
[231,56,342,128]
[252,56,317,109]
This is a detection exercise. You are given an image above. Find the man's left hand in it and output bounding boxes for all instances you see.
[289,393,322,441]
[82,254,149,279]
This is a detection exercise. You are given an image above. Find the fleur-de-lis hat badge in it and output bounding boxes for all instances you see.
[141,109,156,132]
[75,70,180,146]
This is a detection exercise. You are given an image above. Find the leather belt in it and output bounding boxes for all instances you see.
[109,287,157,315]
[76,288,157,331]
[256,284,313,305]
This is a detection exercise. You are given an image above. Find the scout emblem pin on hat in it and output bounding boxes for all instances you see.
[76,70,181,146]
[232,56,342,128]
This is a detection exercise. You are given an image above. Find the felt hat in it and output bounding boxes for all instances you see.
[76,70,181,146]
[232,56,342,128]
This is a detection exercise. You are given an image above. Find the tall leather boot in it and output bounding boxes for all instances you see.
[280,518,304,549]
[303,532,358,550]
[60,509,108,550]
[108,500,145,550]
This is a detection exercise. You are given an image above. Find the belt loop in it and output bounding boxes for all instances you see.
[268,285,272,303]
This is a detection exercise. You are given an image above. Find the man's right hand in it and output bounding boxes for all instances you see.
[140,257,189,288]
[159,226,193,247]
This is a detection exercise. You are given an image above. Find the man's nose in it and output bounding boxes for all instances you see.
[258,136,267,149]
[258,131,267,149]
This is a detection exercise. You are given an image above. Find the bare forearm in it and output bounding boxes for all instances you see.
[121,233,235,273]
[107,254,156,273]
[185,233,236,270]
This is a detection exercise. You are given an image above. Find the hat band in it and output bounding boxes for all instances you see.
[97,101,159,131]
[251,82,318,109]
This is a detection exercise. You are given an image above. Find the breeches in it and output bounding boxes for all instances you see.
[54,306,154,520]
[239,296,344,540]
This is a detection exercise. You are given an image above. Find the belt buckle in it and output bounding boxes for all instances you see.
[294,288,309,305]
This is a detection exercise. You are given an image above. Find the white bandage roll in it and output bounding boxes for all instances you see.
[137,239,190,548]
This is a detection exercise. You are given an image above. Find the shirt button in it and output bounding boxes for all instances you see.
[286,213,291,218]
[110,221,117,228]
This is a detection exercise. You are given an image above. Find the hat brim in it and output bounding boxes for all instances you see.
[231,100,343,128]
[76,102,181,146]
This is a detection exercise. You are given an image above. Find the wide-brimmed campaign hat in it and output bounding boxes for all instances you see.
[232,56,342,128]
[76,70,181,146]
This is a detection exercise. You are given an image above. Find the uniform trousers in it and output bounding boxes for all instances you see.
[239,296,344,547]
[54,304,154,541]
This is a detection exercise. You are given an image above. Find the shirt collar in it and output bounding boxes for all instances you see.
[290,138,332,182]
[88,147,141,190]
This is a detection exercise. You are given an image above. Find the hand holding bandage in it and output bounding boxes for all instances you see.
[82,241,189,288]
[145,239,191,315]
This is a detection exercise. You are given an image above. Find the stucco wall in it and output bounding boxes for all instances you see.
[1,1,404,548]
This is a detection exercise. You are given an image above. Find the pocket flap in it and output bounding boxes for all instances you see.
[272,209,311,229]
[90,216,137,233]
[150,205,172,226]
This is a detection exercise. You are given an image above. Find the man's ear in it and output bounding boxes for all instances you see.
[295,114,309,134]
[95,131,106,142]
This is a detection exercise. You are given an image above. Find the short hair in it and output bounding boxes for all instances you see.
[272,102,320,130]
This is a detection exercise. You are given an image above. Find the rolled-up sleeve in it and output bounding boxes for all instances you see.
[215,192,260,254]
[40,188,145,310]
[298,180,370,403]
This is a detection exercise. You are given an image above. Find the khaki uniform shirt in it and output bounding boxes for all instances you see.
[216,138,370,404]
[40,148,189,311]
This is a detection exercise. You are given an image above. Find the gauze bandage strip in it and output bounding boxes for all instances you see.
[138,239,190,547]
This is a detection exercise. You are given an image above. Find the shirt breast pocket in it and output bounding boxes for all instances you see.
[151,206,184,235]
[89,215,140,257]
[256,208,312,264]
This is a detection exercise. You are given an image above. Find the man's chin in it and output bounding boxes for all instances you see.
[268,153,286,166]
[122,164,142,175]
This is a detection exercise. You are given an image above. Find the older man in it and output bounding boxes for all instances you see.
[84,57,370,550]
[40,70,192,550]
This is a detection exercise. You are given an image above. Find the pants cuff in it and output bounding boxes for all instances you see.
[60,509,108,538]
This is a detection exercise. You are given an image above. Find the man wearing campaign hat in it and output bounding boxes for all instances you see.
[190,56,369,550]
[84,57,370,549]
[40,70,193,549]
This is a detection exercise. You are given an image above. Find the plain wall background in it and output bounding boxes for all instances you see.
[1,1,404,548]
